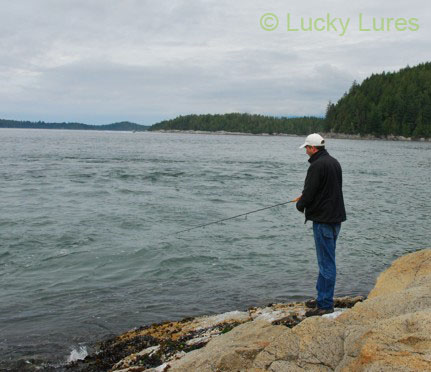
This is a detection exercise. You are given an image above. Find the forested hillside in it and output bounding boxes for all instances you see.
[325,62,431,137]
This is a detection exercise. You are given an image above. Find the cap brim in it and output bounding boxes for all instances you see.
[299,143,306,149]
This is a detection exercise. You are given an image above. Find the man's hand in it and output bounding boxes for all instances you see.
[292,195,302,203]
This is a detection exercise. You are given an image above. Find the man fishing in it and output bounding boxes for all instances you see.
[294,133,346,317]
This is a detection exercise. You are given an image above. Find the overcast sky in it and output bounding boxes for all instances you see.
[0,0,429,125]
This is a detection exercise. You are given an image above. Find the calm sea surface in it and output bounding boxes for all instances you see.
[1,129,430,369]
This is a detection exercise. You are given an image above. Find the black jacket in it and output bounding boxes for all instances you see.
[296,149,346,223]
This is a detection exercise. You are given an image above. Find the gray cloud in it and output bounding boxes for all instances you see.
[0,0,429,124]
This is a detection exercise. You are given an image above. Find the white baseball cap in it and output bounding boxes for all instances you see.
[299,133,325,149]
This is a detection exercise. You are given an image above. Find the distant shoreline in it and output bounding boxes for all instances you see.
[2,127,430,142]
[152,129,431,142]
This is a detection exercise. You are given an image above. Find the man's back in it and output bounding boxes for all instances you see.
[296,149,346,223]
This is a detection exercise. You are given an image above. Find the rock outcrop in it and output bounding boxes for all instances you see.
[167,249,431,372]
[69,249,431,372]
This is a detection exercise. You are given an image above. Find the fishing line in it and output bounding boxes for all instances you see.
[168,199,297,236]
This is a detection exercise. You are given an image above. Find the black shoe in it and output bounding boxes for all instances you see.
[305,307,334,317]
[305,299,317,308]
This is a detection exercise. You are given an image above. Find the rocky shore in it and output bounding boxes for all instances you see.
[68,249,431,372]
[152,130,431,142]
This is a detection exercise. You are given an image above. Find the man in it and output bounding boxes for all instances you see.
[295,133,346,316]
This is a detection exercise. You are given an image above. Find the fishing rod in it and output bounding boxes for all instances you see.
[169,198,299,235]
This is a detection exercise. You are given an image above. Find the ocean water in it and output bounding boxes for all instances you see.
[0,128,430,369]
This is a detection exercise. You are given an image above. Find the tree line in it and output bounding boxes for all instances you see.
[150,62,431,138]
[149,113,325,135]
[0,119,149,131]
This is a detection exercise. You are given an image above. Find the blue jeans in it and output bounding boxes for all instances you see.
[312,222,341,309]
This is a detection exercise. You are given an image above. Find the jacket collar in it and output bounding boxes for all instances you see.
[308,149,328,164]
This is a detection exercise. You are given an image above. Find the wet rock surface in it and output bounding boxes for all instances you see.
[169,249,431,372]
[66,296,364,372]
